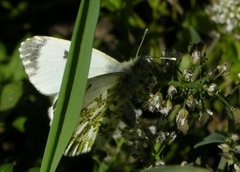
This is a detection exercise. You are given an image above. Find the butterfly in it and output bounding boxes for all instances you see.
[19,36,137,156]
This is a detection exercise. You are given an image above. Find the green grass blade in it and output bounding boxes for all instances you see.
[40,1,100,172]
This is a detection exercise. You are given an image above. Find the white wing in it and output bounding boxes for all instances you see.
[64,73,122,156]
[19,36,133,96]
[47,73,122,156]
[19,36,136,156]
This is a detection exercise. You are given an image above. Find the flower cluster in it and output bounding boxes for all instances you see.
[218,134,240,171]
[93,43,237,170]
[207,0,240,32]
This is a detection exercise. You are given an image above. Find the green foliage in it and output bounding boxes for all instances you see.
[194,133,226,148]
[142,166,211,172]
[0,164,13,172]
[0,82,23,111]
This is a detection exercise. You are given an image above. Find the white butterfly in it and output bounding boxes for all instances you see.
[19,36,136,156]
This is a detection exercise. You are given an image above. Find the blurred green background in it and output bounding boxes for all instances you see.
[0,0,240,171]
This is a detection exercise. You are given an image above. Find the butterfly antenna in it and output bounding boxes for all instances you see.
[135,28,148,59]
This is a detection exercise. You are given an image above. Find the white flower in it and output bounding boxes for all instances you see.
[147,92,162,112]
[207,83,218,96]
[186,95,198,110]
[191,49,201,65]
[148,125,156,135]
[234,145,240,154]
[159,99,172,116]
[230,134,239,141]
[217,62,229,73]
[234,164,240,172]
[176,108,189,133]
[183,69,193,82]
[207,0,240,32]
[218,143,230,153]
[168,85,177,99]
[206,109,213,116]
[146,92,172,115]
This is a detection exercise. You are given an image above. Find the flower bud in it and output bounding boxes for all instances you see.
[206,109,213,116]
[146,92,162,112]
[217,62,229,73]
[234,145,240,154]
[191,49,201,65]
[230,134,239,141]
[176,108,189,134]
[218,144,230,153]
[207,83,218,96]
[160,99,172,116]
[183,69,193,82]
[186,95,197,110]
[168,85,177,99]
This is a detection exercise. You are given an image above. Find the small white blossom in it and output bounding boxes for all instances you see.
[207,83,218,96]
[135,109,142,118]
[146,92,172,115]
[234,145,240,154]
[181,161,188,166]
[183,69,193,82]
[159,100,172,116]
[217,62,229,73]
[230,134,239,141]
[186,95,198,110]
[147,92,163,112]
[148,125,156,135]
[168,85,177,99]
[218,143,230,153]
[206,109,213,116]
[137,128,143,137]
[234,164,240,172]
[176,108,189,133]
[155,160,165,166]
[191,49,201,65]
[156,131,176,144]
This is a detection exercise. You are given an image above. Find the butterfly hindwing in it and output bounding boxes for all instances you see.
[63,74,122,156]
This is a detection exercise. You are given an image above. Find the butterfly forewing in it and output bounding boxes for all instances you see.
[19,36,69,95]
[19,36,131,96]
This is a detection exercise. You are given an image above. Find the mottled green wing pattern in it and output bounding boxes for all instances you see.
[63,74,122,156]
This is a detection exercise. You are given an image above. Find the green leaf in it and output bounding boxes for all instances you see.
[12,116,27,132]
[189,27,202,43]
[0,42,7,61]
[142,166,211,172]
[101,0,122,11]
[233,108,240,124]
[0,46,26,82]
[0,164,13,172]
[0,82,23,111]
[40,1,100,172]
[28,167,40,172]
[194,133,226,149]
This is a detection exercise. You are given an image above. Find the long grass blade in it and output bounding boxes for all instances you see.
[40,1,100,171]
